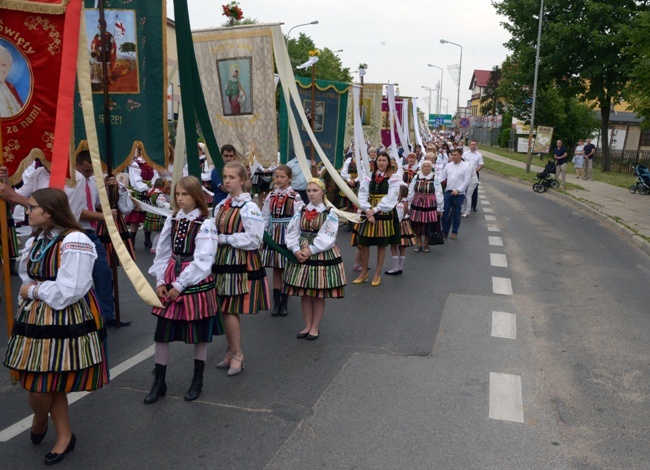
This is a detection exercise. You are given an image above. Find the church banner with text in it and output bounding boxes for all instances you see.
[74,0,166,171]
[0,1,68,178]
[279,76,349,168]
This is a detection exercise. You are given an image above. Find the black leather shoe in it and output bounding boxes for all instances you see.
[472,208,477,212]
[306,333,319,341]
[384,269,402,276]
[44,433,76,465]
[30,425,48,445]
[297,332,309,339]
[105,318,132,327]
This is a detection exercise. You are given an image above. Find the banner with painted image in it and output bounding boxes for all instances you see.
[0,0,69,180]
[381,96,404,149]
[344,82,383,150]
[279,76,349,168]
[533,126,554,153]
[193,25,277,166]
[74,0,167,171]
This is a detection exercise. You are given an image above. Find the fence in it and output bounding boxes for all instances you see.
[593,149,650,174]
[468,127,501,146]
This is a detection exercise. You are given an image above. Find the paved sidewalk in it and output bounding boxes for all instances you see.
[481,149,650,255]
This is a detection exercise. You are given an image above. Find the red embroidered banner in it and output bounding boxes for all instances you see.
[0,1,68,179]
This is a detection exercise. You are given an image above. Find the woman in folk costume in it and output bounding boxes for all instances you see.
[213,162,269,376]
[250,156,276,208]
[385,183,415,275]
[261,164,304,317]
[126,155,159,249]
[143,178,171,254]
[3,189,108,466]
[224,63,246,115]
[283,178,346,340]
[354,151,401,287]
[146,176,222,405]
[408,160,443,253]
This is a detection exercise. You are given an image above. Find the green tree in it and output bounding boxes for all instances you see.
[119,42,136,56]
[493,0,649,171]
[221,17,259,27]
[480,65,504,116]
[625,10,650,128]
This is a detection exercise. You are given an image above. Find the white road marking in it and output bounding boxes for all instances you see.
[491,311,517,339]
[487,224,500,232]
[480,200,491,205]
[0,344,156,442]
[485,215,497,221]
[489,236,504,246]
[492,277,513,295]
[479,195,486,199]
[483,208,494,213]
[490,253,508,267]
[489,372,524,423]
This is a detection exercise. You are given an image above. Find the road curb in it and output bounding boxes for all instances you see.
[483,168,650,258]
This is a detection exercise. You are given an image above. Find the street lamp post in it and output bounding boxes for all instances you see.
[441,97,449,114]
[422,86,434,122]
[428,64,443,115]
[286,20,319,44]
[440,39,463,127]
[525,0,544,173]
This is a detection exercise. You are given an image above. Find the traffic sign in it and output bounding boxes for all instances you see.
[460,117,470,128]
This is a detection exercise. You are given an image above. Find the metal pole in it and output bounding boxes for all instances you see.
[458,46,463,127]
[526,0,544,174]
[428,64,443,115]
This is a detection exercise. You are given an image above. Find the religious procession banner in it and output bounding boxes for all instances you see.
[0,0,73,181]
[344,82,382,150]
[279,76,349,168]
[533,125,554,154]
[193,24,277,167]
[381,95,404,149]
[73,0,167,171]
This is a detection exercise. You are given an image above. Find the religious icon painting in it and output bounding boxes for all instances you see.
[0,38,32,119]
[217,57,253,116]
[302,100,325,132]
[84,8,139,94]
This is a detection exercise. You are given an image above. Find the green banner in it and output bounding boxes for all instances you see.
[74,0,167,171]
[279,76,349,168]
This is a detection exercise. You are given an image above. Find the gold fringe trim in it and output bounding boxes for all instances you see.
[8,148,49,186]
[0,0,70,15]
[296,81,350,94]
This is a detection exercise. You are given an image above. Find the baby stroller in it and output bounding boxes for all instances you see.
[629,165,650,195]
[533,160,559,193]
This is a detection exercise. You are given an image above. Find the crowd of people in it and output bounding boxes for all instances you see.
[0,132,485,465]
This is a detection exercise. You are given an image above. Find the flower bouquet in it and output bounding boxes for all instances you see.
[222,1,244,26]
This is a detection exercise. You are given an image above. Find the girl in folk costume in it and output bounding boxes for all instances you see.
[385,183,415,275]
[338,153,360,210]
[250,156,276,208]
[283,178,346,340]
[354,151,401,287]
[402,153,419,185]
[213,162,269,376]
[261,164,304,317]
[408,160,443,253]
[146,176,223,404]
[126,155,159,249]
[3,189,108,465]
[95,175,135,265]
[144,178,171,254]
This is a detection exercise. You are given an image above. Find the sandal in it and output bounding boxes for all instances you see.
[423,246,430,253]
[414,247,421,253]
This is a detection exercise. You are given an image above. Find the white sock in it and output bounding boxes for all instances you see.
[398,256,405,270]
[388,256,399,272]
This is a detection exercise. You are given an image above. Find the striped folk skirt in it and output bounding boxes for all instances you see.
[283,243,346,299]
[151,257,223,343]
[356,208,401,247]
[144,213,165,232]
[214,245,270,315]
[410,193,438,236]
[261,217,292,269]
[3,292,110,393]
[400,219,416,247]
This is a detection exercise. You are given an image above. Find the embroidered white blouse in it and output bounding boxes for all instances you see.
[261,186,304,231]
[285,203,339,255]
[214,193,264,250]
[358,173,401,213]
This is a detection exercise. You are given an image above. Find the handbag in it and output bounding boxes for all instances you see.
[428,219,445,246]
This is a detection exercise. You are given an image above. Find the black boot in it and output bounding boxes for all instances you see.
[279,293,289,317]
[129,232,137,246]
[270,289,281,316]
[144,231,152,249]
[143,364,167,405]
[184,360,205,402]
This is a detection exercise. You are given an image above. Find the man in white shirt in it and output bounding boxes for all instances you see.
[439,148,473,239]
[462,139,484,215]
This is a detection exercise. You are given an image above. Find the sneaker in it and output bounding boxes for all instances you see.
[450,233,458,240]
[461,213,469,218]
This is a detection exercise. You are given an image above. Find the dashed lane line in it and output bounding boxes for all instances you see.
[489,372,524,423]
[487,224,500,232]
[488,236,504,246]
[491,311,517,339]
[485,215,497,221]
[492,277,513,295]
[490,253,508,267]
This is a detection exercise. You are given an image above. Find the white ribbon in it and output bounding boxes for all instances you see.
[296,55,319,70]
[412,97,424,150]
[401,98,410,149]
[352,85,371,178]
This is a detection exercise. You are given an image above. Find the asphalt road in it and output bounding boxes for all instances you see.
[0,172,648,469]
